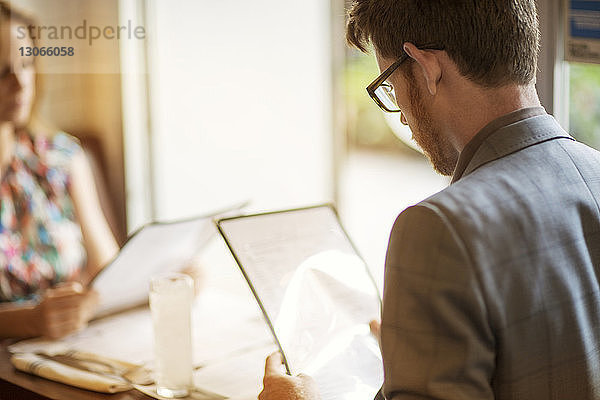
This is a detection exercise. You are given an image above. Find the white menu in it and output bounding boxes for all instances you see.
[91,216,215,318]
[217,205,383,400]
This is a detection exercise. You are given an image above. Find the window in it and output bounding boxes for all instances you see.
[569,62,600,149]
[340,49,447,284]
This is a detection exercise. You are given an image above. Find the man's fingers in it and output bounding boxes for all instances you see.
[370,320,382,348]
[369,320,381,338]
[264,352,285,379]
[297,373,316,384]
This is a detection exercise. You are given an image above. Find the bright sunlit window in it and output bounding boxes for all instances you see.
[569,62,600,149]
[339,50,447,285]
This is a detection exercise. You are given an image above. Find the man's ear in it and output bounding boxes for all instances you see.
[403,42,442,96]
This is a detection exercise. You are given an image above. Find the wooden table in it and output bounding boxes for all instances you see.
[0,238,272,400]
[0,287,272,400]
[0,342,152,400]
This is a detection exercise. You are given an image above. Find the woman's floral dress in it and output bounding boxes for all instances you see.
[0,131,86,302]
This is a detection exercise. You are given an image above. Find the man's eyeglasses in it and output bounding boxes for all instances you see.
[366,44,444,113]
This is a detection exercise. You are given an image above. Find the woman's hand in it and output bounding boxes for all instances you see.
[36,282,99,339]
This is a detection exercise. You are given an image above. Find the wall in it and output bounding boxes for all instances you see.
[13,0,127,242]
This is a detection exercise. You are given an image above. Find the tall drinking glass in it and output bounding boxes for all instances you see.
[149,273,194,398]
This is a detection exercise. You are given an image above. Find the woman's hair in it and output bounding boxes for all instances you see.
[0,1,36,26]
[0,1,54,134]
[346,0,540,88]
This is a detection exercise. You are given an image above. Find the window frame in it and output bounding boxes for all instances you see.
[537,0,572,130]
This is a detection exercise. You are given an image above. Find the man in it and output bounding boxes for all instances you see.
[260,0,600,399]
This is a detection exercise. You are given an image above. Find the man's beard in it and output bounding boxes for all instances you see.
[406,72,458,176]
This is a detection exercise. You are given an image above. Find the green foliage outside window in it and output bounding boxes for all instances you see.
[569,63,600,149]
[343,51,411,152]
[344,53,600,152]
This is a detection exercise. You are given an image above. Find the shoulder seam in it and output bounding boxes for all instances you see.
[414,202,495,336]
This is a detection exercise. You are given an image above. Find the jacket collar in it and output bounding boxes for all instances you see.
[451,109,574,183]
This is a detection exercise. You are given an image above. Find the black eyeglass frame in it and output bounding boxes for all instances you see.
[366,44,445,113]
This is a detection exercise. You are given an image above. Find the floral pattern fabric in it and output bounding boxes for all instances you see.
[0,131,86,302]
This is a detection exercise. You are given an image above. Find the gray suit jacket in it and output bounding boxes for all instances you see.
[382,112,600,399]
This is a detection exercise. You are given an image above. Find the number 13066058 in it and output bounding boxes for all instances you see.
[19,46,74,56]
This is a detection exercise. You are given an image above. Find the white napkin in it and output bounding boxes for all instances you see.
[11,352,132,393]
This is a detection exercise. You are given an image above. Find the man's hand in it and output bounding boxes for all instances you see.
[259,352,321,400]
[370,319,381,347]
[36,282,99,339]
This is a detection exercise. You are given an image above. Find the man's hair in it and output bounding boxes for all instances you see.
[346,0,540,87]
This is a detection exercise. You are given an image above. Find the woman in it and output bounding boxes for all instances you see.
[0,2,118,338]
